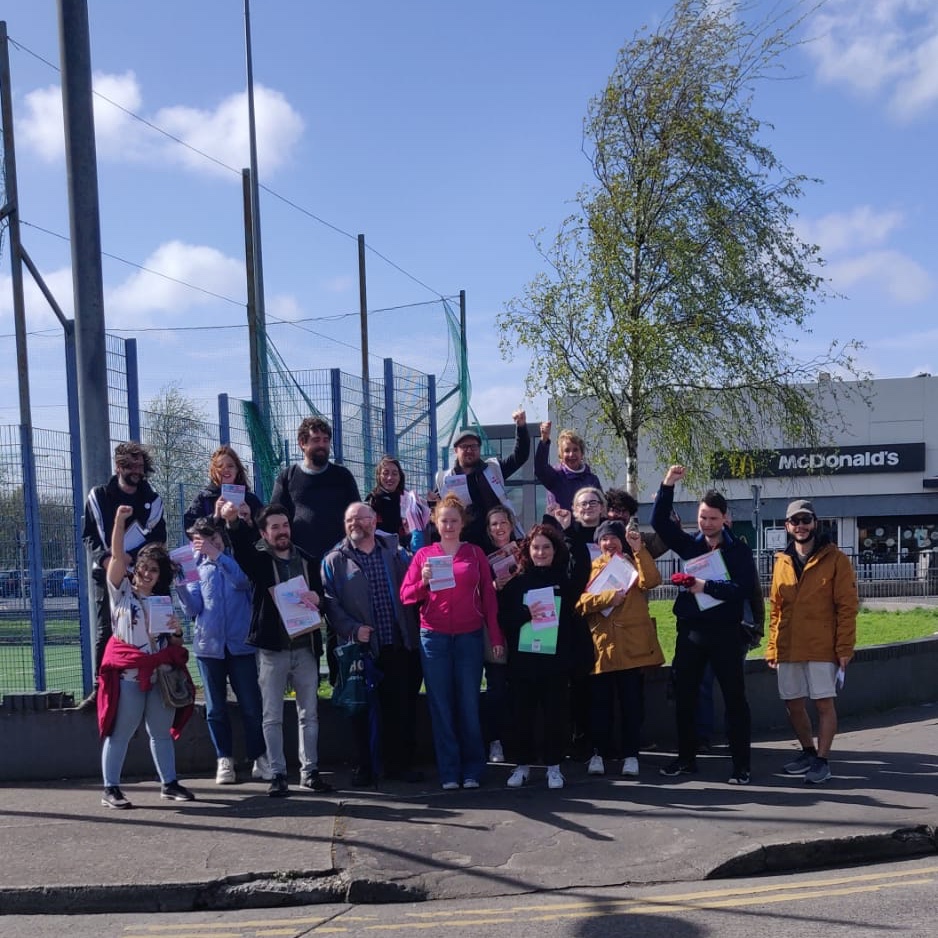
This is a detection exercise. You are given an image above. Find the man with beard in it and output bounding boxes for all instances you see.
[272,417,362,685]
[77,441,166,710]
[433,410,530,546]
[767,499,857,785]
[271,417,362,570]
[321,503,421,786]
[227,503,333,797]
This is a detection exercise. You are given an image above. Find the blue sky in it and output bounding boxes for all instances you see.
[1,0,936,436]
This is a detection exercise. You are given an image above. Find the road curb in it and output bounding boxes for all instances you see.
[708,825,938,879]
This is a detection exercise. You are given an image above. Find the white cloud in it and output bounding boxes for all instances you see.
[0,268,76,327]
[19,72,303,176]
[799,206,904,255]
[106,241,244,324]
[808,1,938,119]
[825,249,932,303]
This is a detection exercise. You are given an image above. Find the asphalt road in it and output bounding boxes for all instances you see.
[1,857,935,938]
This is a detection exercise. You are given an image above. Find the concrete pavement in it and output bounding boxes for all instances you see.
[0,704,936,915]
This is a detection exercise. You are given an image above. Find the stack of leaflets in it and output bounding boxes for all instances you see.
[682,551,729,610]
[220,483,246,506]
[585,553,639,617]
[427,555,456,591]
[487,542,520,582]
[518,586,561,654]
[269,575,322,637]
[170,544,199,585]
[439,475,471,505]
[144,595,176,634]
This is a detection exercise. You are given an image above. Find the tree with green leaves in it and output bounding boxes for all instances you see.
[142,383,212,543]
[499,0,867,493]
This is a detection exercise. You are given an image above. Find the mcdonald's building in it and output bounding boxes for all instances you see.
[558,375,938,576]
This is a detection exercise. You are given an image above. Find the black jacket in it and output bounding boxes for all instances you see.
[650,482,758,632]
[228,520,323,657]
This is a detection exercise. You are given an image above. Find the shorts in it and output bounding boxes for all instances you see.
[777,661,838,700]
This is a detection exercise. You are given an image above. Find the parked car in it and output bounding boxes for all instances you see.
[43,568,70,598]
[61,569,80,597]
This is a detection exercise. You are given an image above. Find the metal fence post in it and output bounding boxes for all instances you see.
[330,368,344,464]
[383,358,396,456]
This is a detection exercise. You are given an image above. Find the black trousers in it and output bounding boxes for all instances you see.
[673,624,751,770]
[589,668,645,759]
[352,645,422,774]
[509,671,569,767]
[91,578,112,678]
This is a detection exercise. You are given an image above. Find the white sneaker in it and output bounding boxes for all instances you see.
[621,757,640,777]
[489,740,505,763]
[546,764,565,789]
[215,756,236,785]
[506,765,530,788]
[251,754,273,781]
[587,753,605,775]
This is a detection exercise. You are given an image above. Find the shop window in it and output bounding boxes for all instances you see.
[857,516,938,564]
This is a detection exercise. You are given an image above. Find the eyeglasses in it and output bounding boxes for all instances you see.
[457,443,480,451]
[788,514,815,526]
[577,499,601,509]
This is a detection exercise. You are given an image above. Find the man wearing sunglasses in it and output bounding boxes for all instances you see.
[766,499,858,785]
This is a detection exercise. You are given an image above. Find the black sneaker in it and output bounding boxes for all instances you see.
[101,786,132,809]
[659,758,698,777]
[300,770,334,793]
[160,780,195,801]
[267,773,290,797]
[728,769,751,785]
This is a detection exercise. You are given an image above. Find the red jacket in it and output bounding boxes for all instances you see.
[97,639,194,739]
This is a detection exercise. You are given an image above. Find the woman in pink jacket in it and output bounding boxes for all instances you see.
[400,493,505,789]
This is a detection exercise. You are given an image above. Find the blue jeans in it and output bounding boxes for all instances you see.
[196,652,265,761]
[102,678,176,787]
[420,628,485,785]
[257,647,320,777]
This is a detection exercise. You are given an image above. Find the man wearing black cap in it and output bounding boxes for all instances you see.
[433,409,530,546]
[766,499,858,785]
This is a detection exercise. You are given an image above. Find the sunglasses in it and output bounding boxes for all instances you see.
[787,514,815,526]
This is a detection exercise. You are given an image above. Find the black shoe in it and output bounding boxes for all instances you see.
[659,758,698,777]
[728,768,751,785]
[300,770,334,793]
[101,786,132,809]
[76,690,98,712]
[160,780,195,801]
[350,767,374,787]
[267,773,289,797]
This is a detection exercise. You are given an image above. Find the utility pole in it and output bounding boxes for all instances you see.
[358,234,373,479]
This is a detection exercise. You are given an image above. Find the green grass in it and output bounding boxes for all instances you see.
[649,600,938,663]
[3,607,938,699]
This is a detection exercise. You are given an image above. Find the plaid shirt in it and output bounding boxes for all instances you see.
[352,545,397,647]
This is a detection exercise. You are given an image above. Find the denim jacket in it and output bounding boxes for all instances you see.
[175,551,254,659]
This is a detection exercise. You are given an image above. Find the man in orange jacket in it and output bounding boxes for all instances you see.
[767,499,858,785]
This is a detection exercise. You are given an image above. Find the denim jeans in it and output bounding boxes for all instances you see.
[102,677,176,787]
[419,628,485,785]
[196,652,265,761]
[257,646,320,776]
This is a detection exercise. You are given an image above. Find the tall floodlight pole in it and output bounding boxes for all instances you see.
[57,0,111,484]
[243,0,269,424]
[358,234,373,478]
[1,21,49,689]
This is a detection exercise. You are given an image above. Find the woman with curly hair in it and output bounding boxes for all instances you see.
[98,505,195,809]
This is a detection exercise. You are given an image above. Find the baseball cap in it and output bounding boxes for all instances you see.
[785,499,815,520]
[453,430,482,448]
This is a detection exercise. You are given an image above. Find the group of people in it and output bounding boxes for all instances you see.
[80,410,859,808]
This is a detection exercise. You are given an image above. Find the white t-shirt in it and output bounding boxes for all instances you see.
[107,577,161,679]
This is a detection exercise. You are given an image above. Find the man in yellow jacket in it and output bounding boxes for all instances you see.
[767,499,858,784]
